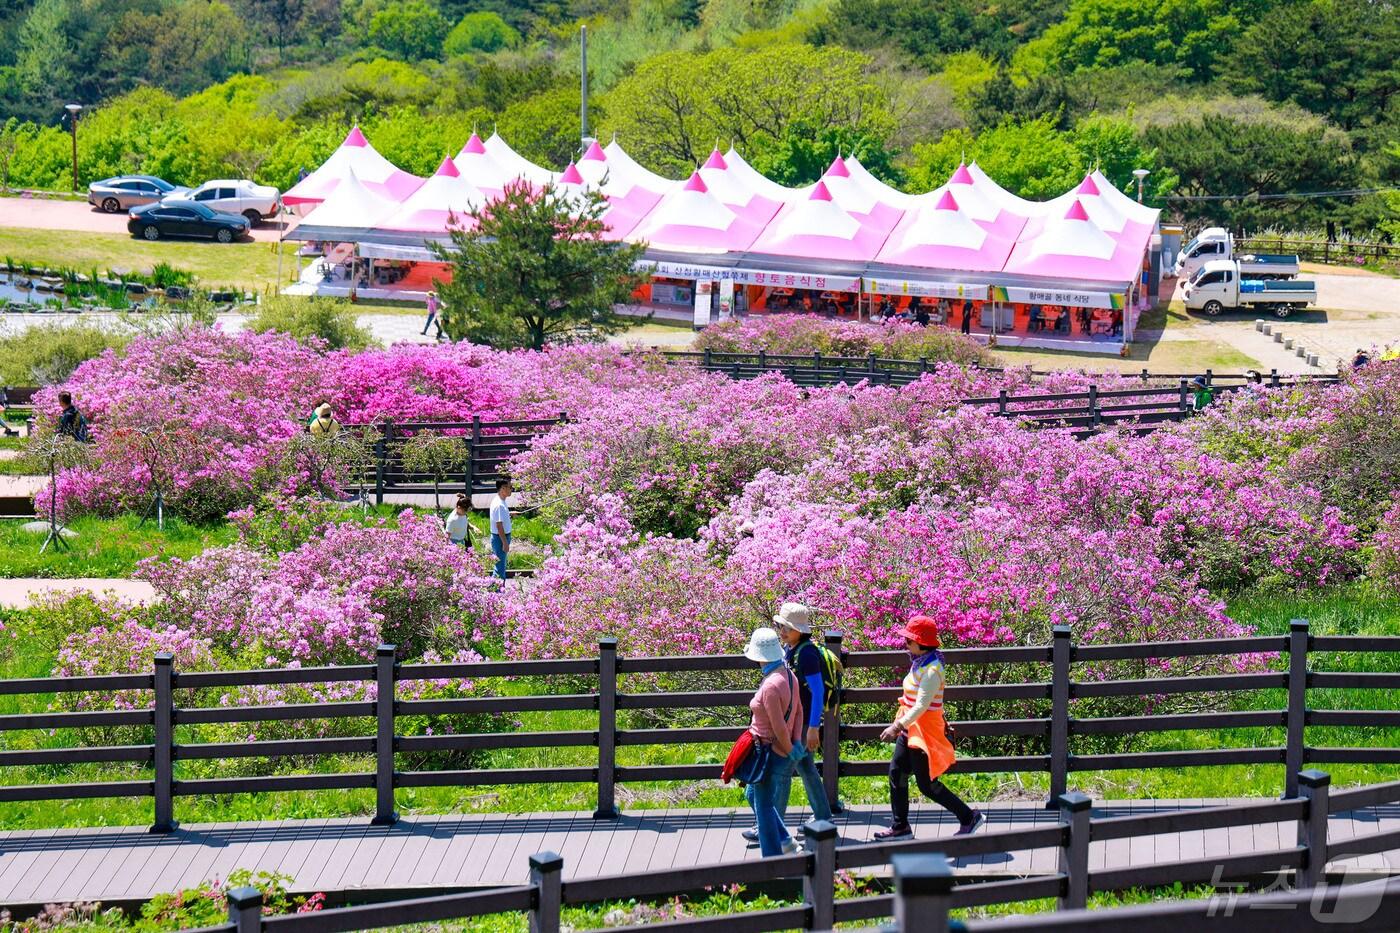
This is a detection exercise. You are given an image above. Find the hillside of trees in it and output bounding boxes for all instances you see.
[0,0,1396,234]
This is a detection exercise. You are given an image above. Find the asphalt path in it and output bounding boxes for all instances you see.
[0,195,290,243]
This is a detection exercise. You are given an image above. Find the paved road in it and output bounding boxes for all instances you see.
[0,196,287,243]
[0,799,1393,904]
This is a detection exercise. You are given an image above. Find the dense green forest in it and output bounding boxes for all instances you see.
[0,0,1396,233]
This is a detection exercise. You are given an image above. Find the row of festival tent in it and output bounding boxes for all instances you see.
[286,127,1161,285]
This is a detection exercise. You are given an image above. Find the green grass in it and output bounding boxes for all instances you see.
[0,227,291,291]
[0,513,239,578]
[993,338,1260,375]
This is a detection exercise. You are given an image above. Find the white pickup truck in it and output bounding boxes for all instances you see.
[1183,260,1316,318]
[1174,227,1300,280]
[175,180,281,226]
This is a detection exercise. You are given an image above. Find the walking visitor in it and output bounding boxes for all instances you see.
[489,478,513,580]
[875,614,984,839]
[422,290,442,338]
[1190,376,1215,412]
[960,301,973,335]
[742,603,835,843]
[56,391,90,443]
[741,627,803,856]
[308,402,339,436]
[0,387,18,437]
[444,493,472,548]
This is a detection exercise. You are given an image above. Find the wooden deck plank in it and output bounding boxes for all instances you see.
[269,818,333,890]
[451,813,513,885]
[379,815,441,887]
[45,826,129,903]
[10,828,97,903]
[0,828,62,900]
[119,826,194,898]
[301,820,367,892]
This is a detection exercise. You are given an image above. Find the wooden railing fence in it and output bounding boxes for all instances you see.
[964,372,1339,437]
[1235,235,1400,266]
[186,772,1400,933]
[2,620,1398,831]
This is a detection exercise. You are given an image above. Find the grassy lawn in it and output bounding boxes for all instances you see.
[0,513,239,578]
[0,227,290,292]
[993,338,1260,374]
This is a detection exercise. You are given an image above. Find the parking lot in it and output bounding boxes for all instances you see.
[0,196,291,243]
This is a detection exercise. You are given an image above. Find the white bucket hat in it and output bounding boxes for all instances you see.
[773,602,812,634]
[744,627,784,664]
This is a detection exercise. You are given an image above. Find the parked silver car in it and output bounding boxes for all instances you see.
[87,175,190,212]
[178,179,281,225]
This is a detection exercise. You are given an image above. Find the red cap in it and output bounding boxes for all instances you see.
[898,615,941,648]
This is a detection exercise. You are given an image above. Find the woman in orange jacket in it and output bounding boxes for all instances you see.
[875,614,985,839]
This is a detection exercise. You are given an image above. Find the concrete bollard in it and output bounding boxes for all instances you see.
[1296,345,1306,358]
[1255,319,1265,332]
[1307,354,1319,367]
[1284,338,1294,349]
[1274,332,1284,343]
[1262,323,1272,336]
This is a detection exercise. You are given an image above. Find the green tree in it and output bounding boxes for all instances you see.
[1224,0,1400,135]
[821,0,1016,65]
[430,181,648,350]
[104,1,251,98]
[443,10,521,55]
[368,0,450,60]
[749,118,902,187]
[15,0,74,116]
[497,87,598,169]
[908,116,1083,197]
[604,44,894,176]
[241,0,307,62]
[248,295,376,350]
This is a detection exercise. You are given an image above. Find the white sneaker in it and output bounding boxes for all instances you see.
[741,827,760,842]
[781,838,799,854]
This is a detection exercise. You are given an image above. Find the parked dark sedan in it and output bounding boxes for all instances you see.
[127,200,251,243]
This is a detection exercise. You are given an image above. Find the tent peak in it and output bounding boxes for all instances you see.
[934,189,960,211]
[434,156,460,178]
[343,126,368,148]
[703,149,727,170]
[560,162,584,185]
[810,180,833,202]
[463,133,487,155]
[1076,175,1101,196]
[582,140,607,162]
[825,156,849,178]
[683,172,708,193]
[949,163,974,186]
[1065,199,1091,222]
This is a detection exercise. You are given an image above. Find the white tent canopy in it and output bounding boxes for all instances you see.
[298,166,400,232]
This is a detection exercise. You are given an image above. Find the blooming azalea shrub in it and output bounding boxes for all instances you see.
[1372,501,1400,591]
[693,315,994,366]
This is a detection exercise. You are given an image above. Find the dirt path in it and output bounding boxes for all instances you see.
[0,576,156,608]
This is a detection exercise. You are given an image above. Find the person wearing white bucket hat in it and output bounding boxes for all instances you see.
[741,603,835,844]
[741,627,803,856]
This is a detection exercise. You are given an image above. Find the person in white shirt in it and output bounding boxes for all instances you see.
[444,493,472,548]
[489,478,513,579]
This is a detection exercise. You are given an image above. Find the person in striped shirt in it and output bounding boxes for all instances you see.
[875,614,984,839]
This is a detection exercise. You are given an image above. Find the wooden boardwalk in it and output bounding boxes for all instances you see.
[1,799,1397,906]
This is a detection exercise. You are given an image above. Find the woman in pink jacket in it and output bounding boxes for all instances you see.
[743,627,804,856]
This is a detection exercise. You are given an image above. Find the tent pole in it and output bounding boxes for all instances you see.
[275,203,285,295]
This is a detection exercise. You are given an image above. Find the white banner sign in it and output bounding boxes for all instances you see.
[999,286,1123,310]
[864,278,988,300]
[641,260,861,293]
[693,280,713,328]
[717,279,734,320]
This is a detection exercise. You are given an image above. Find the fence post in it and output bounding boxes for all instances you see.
[469,415,482,496]
[1205,368,1214,387]
[1140,368,1149,383]
[373,421,389,506]
[595,637,619,819]
[1284,619,1310,799]
[1178,378,1189,413]
[1271,368,1280,388]
[226,886,263,933]
[1088,385,1100,428]
[1047,625,1072,807]
[1057,791,1092,910]
[803,819,838,930]
[759,349,768,371]
[890,853,954,932]
[919,356,928,374]
[997,388,1008,416]
[529,851,563,933]
[373,643,398,825]
[703,348,712,369]
[1296,770,1330,889]
[822,631,844,811]
[152,653,176,833]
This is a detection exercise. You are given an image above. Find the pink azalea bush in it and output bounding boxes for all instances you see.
[693,314,994,365]
[1372,501,1400,590]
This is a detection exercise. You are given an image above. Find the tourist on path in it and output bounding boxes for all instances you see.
[875,614,983,839]
[56,391,90,442]
[742,603,834,843]
[444,493,472,548]
[422,290,442,339]
[1190,376,1214,412]
[743,627,803,856]
[308,402,339,436]
[489,478,512,580]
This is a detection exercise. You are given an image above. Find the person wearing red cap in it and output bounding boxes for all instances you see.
[874,614,984,839]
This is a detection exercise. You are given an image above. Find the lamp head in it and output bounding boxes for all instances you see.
[1132,168,1150,180]
[65,103,82,115]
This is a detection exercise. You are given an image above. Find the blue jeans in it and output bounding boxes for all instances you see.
[745,752,794,857]
[775,745,833,824]
[491,533,510,579]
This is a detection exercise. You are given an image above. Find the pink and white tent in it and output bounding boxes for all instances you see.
[379,157,486,234]
[556,161,655,239]
[964,161,1040,217]
[601,140,676,195]
[843,154,919,208]
[1088,169,1160,226]
[919,163,1029,242]
[876,189,1015,272]
[627,172,768,253]
[696,148,785,229]
[1003,199,1144,284]
[484,131,558,187]
[750,181,892,262]
[282,127,423,207]
[453,133,511,196]
[721,147,804,203]
[297,165,402,232]
[810,157,905,234]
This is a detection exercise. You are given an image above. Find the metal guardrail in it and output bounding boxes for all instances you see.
[1,620,1397,829]
[192,772,1400,933]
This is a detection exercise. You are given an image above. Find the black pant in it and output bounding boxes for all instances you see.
[960,311,972,334]
[889,734,974,826]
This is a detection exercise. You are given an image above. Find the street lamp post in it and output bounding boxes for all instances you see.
[64,103,82,192]
[1132,167,1150,204]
